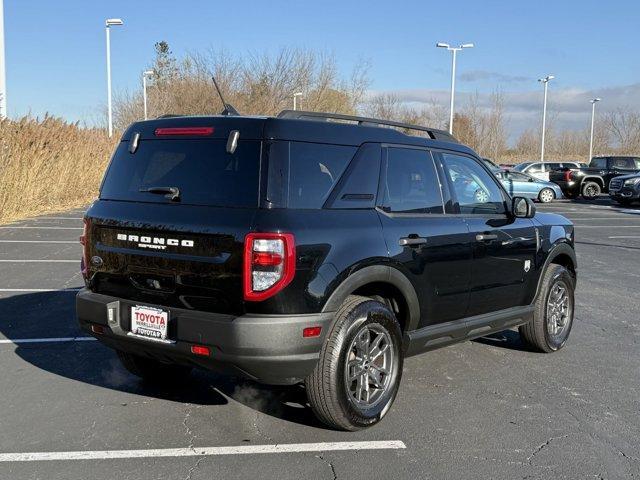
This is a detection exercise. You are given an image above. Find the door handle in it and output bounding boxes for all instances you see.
[476,233,498,242]
[399,236,427,247]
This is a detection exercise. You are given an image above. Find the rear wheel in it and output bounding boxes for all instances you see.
[581,181,601,200]
[305,296,403,431]
[519,264,575,353]
[538,188,555,203]
[116,350,193,383]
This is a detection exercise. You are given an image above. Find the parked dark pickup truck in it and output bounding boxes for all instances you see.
[550,156,640,199]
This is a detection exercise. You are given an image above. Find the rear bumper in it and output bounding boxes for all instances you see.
[76,289,333,385]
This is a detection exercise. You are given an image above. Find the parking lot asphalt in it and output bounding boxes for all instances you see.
[0,200,638,480]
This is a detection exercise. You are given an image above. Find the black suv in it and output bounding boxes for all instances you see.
[77,111,577,431]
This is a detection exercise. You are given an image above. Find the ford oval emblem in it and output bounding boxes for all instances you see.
[91,256,103,267]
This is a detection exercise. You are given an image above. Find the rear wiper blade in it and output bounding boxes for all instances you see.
[139,186,181,202]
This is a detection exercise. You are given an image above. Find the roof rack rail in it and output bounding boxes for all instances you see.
[277,110,458,142]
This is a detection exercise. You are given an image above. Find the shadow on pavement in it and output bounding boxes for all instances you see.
[473,329,530,352]
[0,291,322,428]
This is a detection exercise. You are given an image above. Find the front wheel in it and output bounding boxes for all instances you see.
[582,181,601,200]
[305,296,403,431]
[538,188,556,203]
[519,264,575,352]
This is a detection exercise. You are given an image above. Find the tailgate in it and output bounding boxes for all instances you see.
[85,201,255,316]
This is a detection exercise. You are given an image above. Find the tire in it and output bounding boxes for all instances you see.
[519,264,575,353]
[581,181,601,200]
[116,350,193,383]
[538,188,555,203]
[305,295,403,431]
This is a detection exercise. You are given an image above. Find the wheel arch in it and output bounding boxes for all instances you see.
[582,176,605,188]
[534,242,577,301]
[321,265,421,332]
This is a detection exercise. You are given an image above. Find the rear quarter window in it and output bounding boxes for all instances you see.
[266,141,356,208]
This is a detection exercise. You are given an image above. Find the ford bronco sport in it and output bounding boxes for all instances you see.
[77,110,577,431]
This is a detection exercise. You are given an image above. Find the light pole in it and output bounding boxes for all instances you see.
[105,18,123,137]
[0,0,7,119]
[538,75,554,162]
[142,70,153,120]
[588,97,601,162]
[436,42,474,134]
[293,92,303,111]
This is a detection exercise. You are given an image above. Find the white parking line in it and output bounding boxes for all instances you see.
[0,337,96,345]
[0,288,81,292]
[0,240,78,244]
[0,260,77,263]
[609,235,640,239]
[34,217,84,220]
[0,440,406,462]
[0,226,82,230]
[575,225,640,228]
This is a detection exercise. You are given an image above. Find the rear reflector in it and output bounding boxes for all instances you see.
[154,127,214,136]
[303,326,322,338]
[91,325,105,335]
[191,345,211,356]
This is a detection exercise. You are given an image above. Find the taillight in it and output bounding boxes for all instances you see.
[243,233,295,301]
[79,218,90,279]
[564,170,574,182]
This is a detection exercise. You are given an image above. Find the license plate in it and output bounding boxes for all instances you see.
[131,305,169,340]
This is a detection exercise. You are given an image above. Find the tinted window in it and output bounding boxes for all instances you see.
[266,141,356,208]
[611,157,640,170]
[590,158,607,169]
[507,171,531,182]
[100,139,260,207]
[441,153,506,214]
[548,163,562,170]
[381,148,443,214]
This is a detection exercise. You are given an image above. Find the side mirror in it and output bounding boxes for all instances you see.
[512,196,536,218]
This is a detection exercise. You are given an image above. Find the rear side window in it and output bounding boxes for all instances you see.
[266,141,356,208]
[590,158,607,169]
[101,139,260,207]
[380,148,443,214]
[611,157,640,170]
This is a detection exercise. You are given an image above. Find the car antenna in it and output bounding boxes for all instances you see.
[211,76,239,116]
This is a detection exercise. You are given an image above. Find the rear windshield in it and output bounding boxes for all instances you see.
[100,139,260,207]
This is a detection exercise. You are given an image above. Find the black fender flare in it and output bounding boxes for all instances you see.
[534,242,577,301]
[581,176,605,188]
[321,265,421,331]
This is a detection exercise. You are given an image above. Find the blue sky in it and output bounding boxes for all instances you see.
[3,0,640,138]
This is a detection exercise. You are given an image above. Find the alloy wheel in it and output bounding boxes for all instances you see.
[344,324,394,410]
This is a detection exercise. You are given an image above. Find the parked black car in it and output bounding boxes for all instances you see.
[77,111,577,430]
[550,156,640,199]
[609,173,640,206]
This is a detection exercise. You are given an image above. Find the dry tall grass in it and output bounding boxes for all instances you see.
[0,116,116,224]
